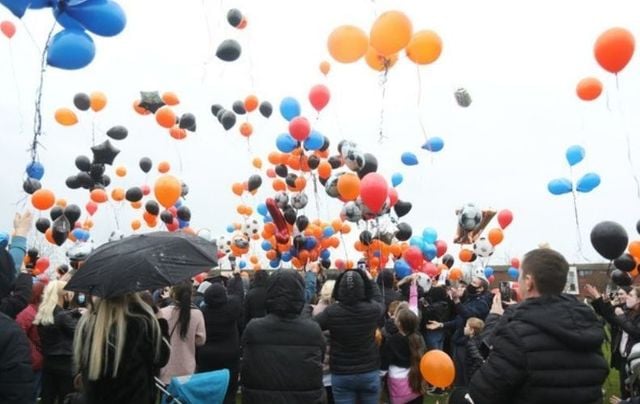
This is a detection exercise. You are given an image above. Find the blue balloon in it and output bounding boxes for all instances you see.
[174,198,183,208]
[422,137,444,152]
[72,228,89,242]
[28,0,51,9]
[269,259,280,268]
[65,0,126,37]
[576,172,601,193]
[323,227,335,238]
[178,219,189,229]
[401,152,418,166]
[394,259,411,279]
[279,97,300,121]
[391,173,403,187]
[276,133,298,153]
[484,266,494,278]
[0,232,9,249]
[565,145,585,166]
[409,236,425,250]
[281,252,292,262]
[226,224,235,233]
[547,178,573,195]
[47,29,96,70]
[262,215,273,223]
[422,243,437,261]
[422,227,438,244]
[257,203,268,216]
[261,240,272,251]
[304,130,324,151]
[0,0,30,18]
[320,249,330,260]
[305,237,318,250]
[507,267,519,280]
[26,161,45,180]
[239,260,247,269]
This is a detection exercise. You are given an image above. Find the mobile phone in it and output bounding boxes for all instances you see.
[499,281,511,302]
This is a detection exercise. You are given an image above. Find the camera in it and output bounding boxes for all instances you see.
[499,281,511,302]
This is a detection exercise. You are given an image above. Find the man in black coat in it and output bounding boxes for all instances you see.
[241,269,325,404]
[0,312,34,403]
[468,248,609,404]
[244,270,269,325]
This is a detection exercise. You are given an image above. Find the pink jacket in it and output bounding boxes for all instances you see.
[159,306,206,384]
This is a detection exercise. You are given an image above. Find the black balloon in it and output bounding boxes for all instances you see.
[247,175,262,192]
[160,211,173,224]
[275,164,288,178]
[284,207,297,225]
[181,182,189,197]
[319,177,327,187]
[139,157,152,173]
[612,269,633,286]
[285,173,298,188]
[307,155,320,170]
[232,100,246,115]
[216,39,242,62]
[177,206,191,222]
[357,153,378,179]
[590,221,628,260]
[179,113,196,131]
[227,8,243,27]
[221,110,236,130]
[77,172,92,188]
[328,156,343,169]
[319,136,330,152]
[52,216,70,246]
[211,104,223,117]
[73,93,90,111]
[27,248,39,261]
[65,176,81,189]
[259,101,273,118]
[125,187,143,203]
[63,204,81,224]
[106,126,128,140]
[359,230,373,246]
[91,140,120,165]
[395,222,412,241]
[216,108,227,123]
[442,254,455,269]
[296,215,309,232]
[615,253,636,272]
[50,206,63,221]
[145,200,159,216]
[139,91,165,113]
[101,175,111,188]
[321,259,331,269]
[75,155,91,171]
[637,219,640,235]
[394,200,412,218]
[23,178,41,194]
[293,235,306,251]
[35,217,50,233]
[90,164,105,180]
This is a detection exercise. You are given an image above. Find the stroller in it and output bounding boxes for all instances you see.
[155,369,230,404]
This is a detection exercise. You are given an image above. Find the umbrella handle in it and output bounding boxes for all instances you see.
[155,377,183,404]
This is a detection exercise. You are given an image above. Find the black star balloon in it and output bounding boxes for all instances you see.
[139,91,165,113]
[91,140,120,165]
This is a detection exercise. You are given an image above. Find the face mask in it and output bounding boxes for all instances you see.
[77,294,85,305]
[466,284,479,295]
[626,296,638,309]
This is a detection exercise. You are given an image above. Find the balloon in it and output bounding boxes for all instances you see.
[394,259,412,279]
[309,84,330,112]
[259,101,273,118]
[280,97,301,121]
[47,29,95,70]
[394,200,412,218]
[155,106,176,129]
[232,100,246,115]
[422,137,444,152]
[357,153,378,179]
[51,215,70,246]
[289,117,311,141]
[216,39,241,62]
[55,108,78,126]
[576,172,601,193]
[422,228,438,244]
[32,189,55,210]
[507,267,519,280]
[247,174,262,192]
[85,201,98,216]
[458,204,482,231]
[62,0,126,37]
[612,269,633,287]
[303,130,324,151]
[369,11,412,56]
[615,253,636,272]
[395,223,412,241]
[594,27,635,74]
[401,152,418,166]
[404,246,424,270]
[137,157,152,173]
[220,110,236,130]
[227,8,242,27]
[547,178,573,195]
[139,91,165,113]
[276,133,298,153]
[420,350,455,388]
[90,188,107,203]
[296,215,309,232]
[637,219,640,235]
[177,206,191,222]
[455,88,472,107]
[161,92,179,106]
[1,0,28,18]
[50,206,63,221]
[576,77,603,101]
[474,238,494,257]
[327,25,368,63]
[488,228,504,246]
[590,221,628,260]
[73,93,90,111]
[145,200,159,216]
[179,113,196,131]
[337,173,360,201]
[244,95,258,112]
[422,243,437,261]
[63,204,81,224]
[435,240,448,258]
[319,60,330,75]
[360,173,388,214]
[91,140,119,165]
[89,91,107,112]
[630,241,640,259]
[125,187,143,203]
[566,145,585,166]
[106,125,127,140]
[154,175,182,209]
[406,30,442,65]
[0,20,15,38]
[35,217,50,233]
[497,209,513,229]
[442,254,455,269]
[365,46,398,71]
[35,257,50,273]
[26,161,44,180]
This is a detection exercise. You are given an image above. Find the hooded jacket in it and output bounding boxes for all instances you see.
[314,269,384,375]
[377,269,402,310]
[469,294,609,404]
[241,269,325,404]
[244,271,269,325]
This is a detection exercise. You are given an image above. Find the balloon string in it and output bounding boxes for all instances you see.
[416,65,428,141]
[30,22,56,163]
[377,65,389,143]
[245,22,257,92]
[173,141,184,175]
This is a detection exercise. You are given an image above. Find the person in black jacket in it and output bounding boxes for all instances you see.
[377,269,401,311]
[463,317,485,382]
[419,285,453,350]
[468,248,609,404]
[241,269,325,404]
[0,247,33,319]
[314,268,385,404]
[0,312,34,403]
[244,270,269,325]
[197,283,242,404]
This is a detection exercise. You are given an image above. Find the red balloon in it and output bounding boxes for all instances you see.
[388,187,398,207]
[435,240,447,258]
[511,257,520,269]
[335,259,345,270]
[404,246,424,270]
[497,209,513,229]
[289,117,311,141]
[85,201,98,216]
[360,173,389,214]
[421,261,439,277]
[168,206,178,216]
[266,168,276,178]
[141,184,151,196]
[167,218,179,232]
[309,84,331,112]
[35,257,50,273]
[594,27,635,74]
[1,21,16,39]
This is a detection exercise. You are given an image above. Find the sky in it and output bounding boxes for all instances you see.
[0,0,639,268]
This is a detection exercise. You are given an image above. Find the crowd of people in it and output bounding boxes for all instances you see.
[0,212,635,404]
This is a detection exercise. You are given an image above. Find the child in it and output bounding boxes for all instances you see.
[382,301,409,340]
[381,308,426,404]
[464,317,485,383]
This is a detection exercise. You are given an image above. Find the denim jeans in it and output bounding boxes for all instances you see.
[332,370,380,404]
[423,330,445,351]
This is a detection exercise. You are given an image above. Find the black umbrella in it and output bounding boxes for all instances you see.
[65,232,218,298]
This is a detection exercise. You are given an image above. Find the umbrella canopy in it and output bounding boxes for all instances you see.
[65,231,217,298]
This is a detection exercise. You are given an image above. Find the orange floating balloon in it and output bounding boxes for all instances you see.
[244,95,259,112]
[55,108,78,126]
[131,219,141,231]
[268,152,281,165]
[594,27,635,74]
[629,241,640,259]
[319,60,331,76]
[459,249,474,262]
[317,161,332,179]
[154,175,181,208]
[133,99,150,115]
[90,91,107,112]
[340,223,351,234]
[45,228,55,244]
[239,122,253,137]
[449,268,463,281]
[55,198,67,208]
[327,25,369,63]
[111,187,125,201]
[31,189,55,210]
[420,350,455,388]
[143,211,156,224]
[90,189,108,204]
[370,11,413,57]
[273,179,286,192]
[158,161,170,173]
[365,46,398,71]
[131,201,142,210]
[231,183,244,196]
[155,106,176,129]
[405,30,443,65]
[115,166,127,177]
[252,157,262,169]
[337,173,360,201]
[488,228,504,246]
[162,92,180,106]
[576,77,603,101]
[1,21,16,39]
[169,126,187,140]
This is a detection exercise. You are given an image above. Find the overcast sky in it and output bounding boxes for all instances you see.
[1,0,639,267]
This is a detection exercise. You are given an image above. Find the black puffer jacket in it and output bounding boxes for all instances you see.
[0,313,33,403]
[314,269,384,375]
[241,269,325,404]
[469,294,609,404]
[38,306,80,359]
[244,271,269,325]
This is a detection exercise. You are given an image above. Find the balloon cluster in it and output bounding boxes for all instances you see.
[54,91,108,126]
[591,220,640,287]
[214,8,248,62]
[548,145,601,195]
[34,202,89,246]
[133,91,197,140]
[211,97,272,133]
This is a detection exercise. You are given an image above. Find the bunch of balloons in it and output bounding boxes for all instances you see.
[591,220,640,287]
[547,145,601,196]
[215,8,248,62]
[211,97,272,133]
[55,91,108,126]
[133,91,197,140]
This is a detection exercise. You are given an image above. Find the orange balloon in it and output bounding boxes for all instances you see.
[332,219,343,232]
[319,60,331,76]
[252,157,262,169]
[115,166,127,177]
[231,183,244,196]
[158,161,170,173]
[250,255,259,265]
[111,187,125,201]
[459,249,474,263]
[55,108,78,126]
[90,189,108,204]
[162,92,180,106]
[90,91,107,112]
[576,77,603,101]
[133,99,150,115]
[31,189,55,210]
[131,220,141,231]
[340,223,351,234]
[389,244,402,257]
[420,350,455,388]
[143,211,156,224]
[327,25,369,63]
[629,241,640,259]
[45,228,55,244]
[169,126,187,140]
[317,161,332,179]
[268,152,281,165]
[449,268,463,281]
[273,179,286,192]
[239,122,253,137]
[488,228,504,246]
[154,175,181,208]
[594,27,635,74]
[1,21,16,39]
[293,176,307,191]
[55,198,67,208]
[131,201,142,210]
[405,30,443,65]
[155,106,176,129]
[370,11,413,57]
[365,46,398,71]
[337,173,360,201]
[244,95,259,112]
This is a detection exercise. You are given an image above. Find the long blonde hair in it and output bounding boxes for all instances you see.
[319,280,336,305]
[73,293,163,380]
[33,280,67,326]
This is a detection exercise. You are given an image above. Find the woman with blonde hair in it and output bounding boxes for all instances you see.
[73,292,170,403]
[34,280,80,404]
[313,280,336,316]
